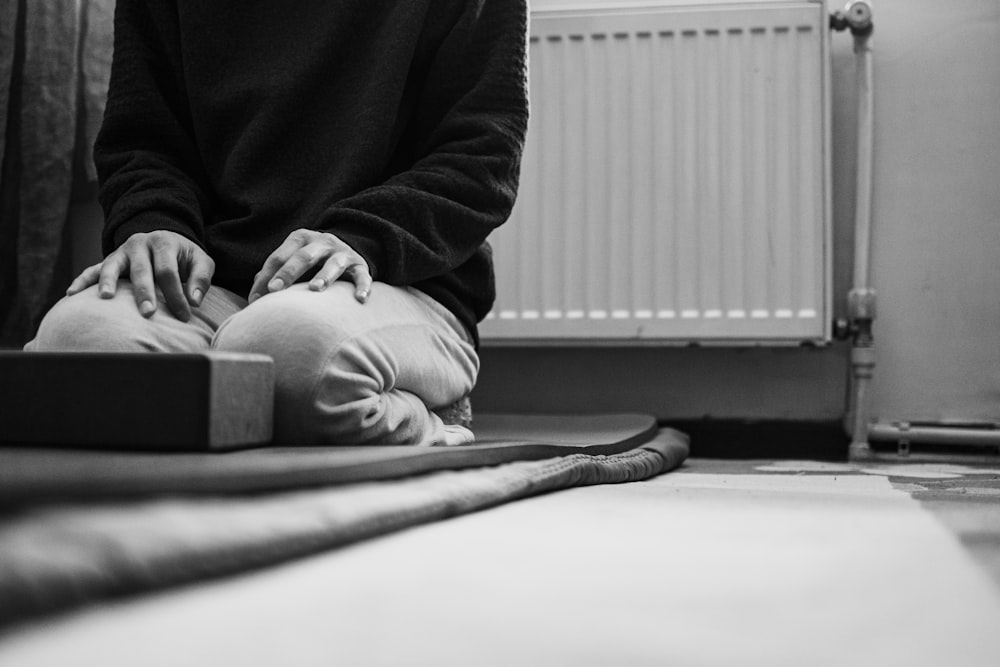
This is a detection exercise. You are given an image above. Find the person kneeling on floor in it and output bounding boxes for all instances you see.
[26,0,529,446]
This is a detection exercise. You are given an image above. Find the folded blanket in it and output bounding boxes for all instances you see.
[0,428,688,626]
[0,413,659,500]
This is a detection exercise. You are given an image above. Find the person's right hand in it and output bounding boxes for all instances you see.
[66,230,215,322]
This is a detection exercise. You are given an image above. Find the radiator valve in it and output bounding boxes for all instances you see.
[830,0,873,36]
[847,287,877,346]
[848,287,877,321]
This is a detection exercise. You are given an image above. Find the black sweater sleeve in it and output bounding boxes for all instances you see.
[320,0,529,284]
[94,0,208,255]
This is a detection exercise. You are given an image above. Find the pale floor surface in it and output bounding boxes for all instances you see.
[2,459,1000,666]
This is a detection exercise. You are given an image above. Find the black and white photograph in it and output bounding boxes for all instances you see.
[0,0,998,664]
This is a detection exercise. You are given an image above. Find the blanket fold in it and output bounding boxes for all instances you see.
[0,428,688,626]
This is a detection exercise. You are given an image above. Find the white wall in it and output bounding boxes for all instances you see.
[862,0,1000,423]
[473,0,1000,428]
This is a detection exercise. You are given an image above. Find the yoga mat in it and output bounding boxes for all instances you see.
[0,428,688,626]
[0,413,658,501]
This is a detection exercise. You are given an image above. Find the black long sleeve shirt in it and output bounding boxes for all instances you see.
[94,0,528,345]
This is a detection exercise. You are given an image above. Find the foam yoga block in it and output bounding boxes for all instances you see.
[0,352,274,451]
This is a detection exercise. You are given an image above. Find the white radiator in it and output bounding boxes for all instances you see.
[482,0,831,343]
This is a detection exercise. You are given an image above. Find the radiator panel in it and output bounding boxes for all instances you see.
[482,2,831,343]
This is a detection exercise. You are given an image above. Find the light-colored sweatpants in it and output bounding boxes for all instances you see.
[25,281,479,446]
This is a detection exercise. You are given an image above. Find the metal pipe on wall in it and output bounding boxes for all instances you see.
[849,9,875,292]
[834,0,877,458]
[840,1,1000,459]
[869,423,1000,448]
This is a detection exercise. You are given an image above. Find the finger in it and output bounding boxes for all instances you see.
[348,263,373,303]
[97,254,128,300]
[310,256,372,304]
[184,251,215,307]
[308,253,350,291]
[268,242,328,293]
[66,264,103,296]
[249,236,306,302]
[126,247,158,318]
[152,244,191,322]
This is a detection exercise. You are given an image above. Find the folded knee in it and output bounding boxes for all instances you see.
[28,288,150,352]
[213,285,357,359]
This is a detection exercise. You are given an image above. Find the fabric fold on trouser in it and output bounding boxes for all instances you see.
[211,282,478,446]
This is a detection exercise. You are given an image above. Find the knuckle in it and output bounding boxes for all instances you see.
[151,230,177,243]
[149,234,174,252]
[294,248,316,263]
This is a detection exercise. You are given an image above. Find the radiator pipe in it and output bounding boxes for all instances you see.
[834,1,876,459]
[847,2,874,291]
[838,4,1000,458]
[869,423,1000,449]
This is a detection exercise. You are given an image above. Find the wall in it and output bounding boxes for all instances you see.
[863,0,1000,423]
[471,0,1000,428]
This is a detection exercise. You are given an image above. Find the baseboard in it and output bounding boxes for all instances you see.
[665,419,849,461]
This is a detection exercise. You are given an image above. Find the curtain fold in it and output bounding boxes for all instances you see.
[0,0,113,347]
[0,0,18,170]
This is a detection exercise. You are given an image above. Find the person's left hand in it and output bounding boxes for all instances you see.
[248,229,372,304]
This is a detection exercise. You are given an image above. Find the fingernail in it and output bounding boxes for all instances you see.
[310,279,326,291]
[358,290,370,303]
[139,300,155,317]
[99,286,113,298]
[191,288,203,305]
[249,293,259,304]
[267,278,284,292]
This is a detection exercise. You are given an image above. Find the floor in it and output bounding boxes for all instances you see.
[698,457,1000,591]
[1,457,999,666]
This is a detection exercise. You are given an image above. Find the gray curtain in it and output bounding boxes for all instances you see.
[0,0,113,347]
